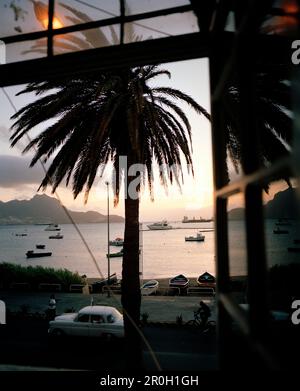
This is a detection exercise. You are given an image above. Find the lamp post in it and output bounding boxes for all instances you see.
[105,181,110,298]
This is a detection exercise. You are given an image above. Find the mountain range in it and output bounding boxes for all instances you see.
[0,194,124,224]
[228,187,299,220]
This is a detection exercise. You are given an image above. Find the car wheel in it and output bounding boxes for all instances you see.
[52,329,65,337]
[103,333,114,342]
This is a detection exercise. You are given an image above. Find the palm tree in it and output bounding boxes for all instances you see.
[223,63,292,181]
[9,66,209,364]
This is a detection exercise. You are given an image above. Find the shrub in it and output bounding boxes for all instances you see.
[141,312,149,324]
[176,314,183,325]
[0,262,84,291]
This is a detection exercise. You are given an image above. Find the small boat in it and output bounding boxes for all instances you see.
[45,224,61,231]
[26,250,52,258]
[185,231,205,242]
[141,280,159,296]
[91,273,118,293]
[197,272,216,287]
[273,228,289,234]
[36,244,46,249]
[15,233,27,237]
[147,220,173,230]
[287,247,300,253]
[169,274,189,289]
[107,248,123,258]
[49,233,63,239]
[109,237,124,246]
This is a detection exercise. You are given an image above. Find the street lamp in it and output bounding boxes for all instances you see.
[31,0,63,29]
[105,181,110,298]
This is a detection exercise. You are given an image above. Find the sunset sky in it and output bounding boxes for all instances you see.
[0,0,289,222]
[0,58,215,221]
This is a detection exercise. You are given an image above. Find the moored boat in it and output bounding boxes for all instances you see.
[91,273,118,293]
[197,271,216,287]
[36,244,46,249]
[107,248,123,258]
[169,274,189,289]
[141,280,159,296]
[49,233,63,239]
[26,250,52,258]
[185,231,205,242]
[109,237,124,246]
[182,216,212,223]
[45,224,61,231]
[147,220,172,230]
[287,247,300,253]
[273,227,289,234]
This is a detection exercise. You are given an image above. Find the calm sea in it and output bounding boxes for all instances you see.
[0,220,299,280]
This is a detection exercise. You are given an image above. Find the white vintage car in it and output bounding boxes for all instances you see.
[48,305,124,339]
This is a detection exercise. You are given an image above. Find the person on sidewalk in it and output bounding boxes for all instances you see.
[197,300,211,326]
[47,294,56,320]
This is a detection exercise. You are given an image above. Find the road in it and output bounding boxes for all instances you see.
[0,318,217,371]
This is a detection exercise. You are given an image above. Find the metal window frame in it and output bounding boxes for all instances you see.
[0,2,193,45]
[210,0,297,370]
[0,0,298,370]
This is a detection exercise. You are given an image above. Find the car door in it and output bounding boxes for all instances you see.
[89,314,111,337]
[70,313,90,336]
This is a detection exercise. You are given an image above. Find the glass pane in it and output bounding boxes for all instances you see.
[261,0,299,36]
[6,39,47,64]
[228,194,248,304]
[125,0,190,15]
[264,180,300,311]
[124,11,198,43]
[78,314,90,322]
[263,179,300,368]
[53,25,120,55]
[56,0,120,27]
[223,55,292,174]
[0,0,48,38]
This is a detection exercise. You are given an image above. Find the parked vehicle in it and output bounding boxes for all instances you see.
[48,305,124,338]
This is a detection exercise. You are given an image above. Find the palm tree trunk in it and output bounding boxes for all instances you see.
[121,158,142,368]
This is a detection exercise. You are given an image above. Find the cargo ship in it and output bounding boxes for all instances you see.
[182,216,212,223]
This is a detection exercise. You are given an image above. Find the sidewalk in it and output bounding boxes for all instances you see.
[1,292,216,323]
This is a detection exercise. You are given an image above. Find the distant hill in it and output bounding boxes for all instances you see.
[0,194,124,225]
[228,187,300,220]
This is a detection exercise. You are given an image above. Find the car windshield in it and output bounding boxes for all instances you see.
[107,314,115,323]
[112,308,123,319]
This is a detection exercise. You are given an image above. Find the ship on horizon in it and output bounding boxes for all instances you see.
[182,216,213,223]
